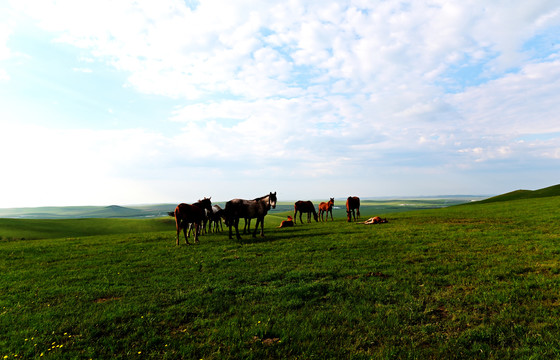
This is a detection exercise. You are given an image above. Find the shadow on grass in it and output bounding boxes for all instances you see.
[221,225,333,244]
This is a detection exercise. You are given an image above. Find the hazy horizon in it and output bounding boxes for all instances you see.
[0,193,495,210]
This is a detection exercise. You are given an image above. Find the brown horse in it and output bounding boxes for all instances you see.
[362,216,388,224]
[172,197,213,245]
[278,215,294,228]
[346,196,361,222]
[318,198,335,221]
[294,200,318,224]
[225,192,277,240]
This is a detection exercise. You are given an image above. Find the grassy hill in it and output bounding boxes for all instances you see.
[2,189,560,358]
[472,183,560,204]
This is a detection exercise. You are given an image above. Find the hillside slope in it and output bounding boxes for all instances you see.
[471,184,560,204]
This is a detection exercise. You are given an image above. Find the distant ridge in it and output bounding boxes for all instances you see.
[472,184,560,205]
[0,204,177,219]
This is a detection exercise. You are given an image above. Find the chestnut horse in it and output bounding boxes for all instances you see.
[278,215,294,228]
[172,197,213,245]
[294,200,318,224]
[346,196,361,222]
[363,216,388,224]
[318,198,335,222]
[225,192,277,240]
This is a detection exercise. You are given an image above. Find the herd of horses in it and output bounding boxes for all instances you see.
[170,192,386,245]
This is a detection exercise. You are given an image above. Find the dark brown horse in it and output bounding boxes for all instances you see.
[172,197,213,245]
[225,192,277,240]
[346,196,360,222]
[318,198,334,221]
[225,192,276,240]
[294,200,318,224]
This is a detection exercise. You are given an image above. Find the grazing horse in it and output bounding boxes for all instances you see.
[294,200,318,224]
[208,204,225,233]
[225,192,277,240]
[172,197,213,245]
[278,215,294,228]
[318,198,335,222]
[346,196,361,222]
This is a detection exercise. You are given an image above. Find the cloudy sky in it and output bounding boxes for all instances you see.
[1,0,560,207]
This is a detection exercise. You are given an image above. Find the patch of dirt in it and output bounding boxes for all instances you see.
[93,297,121,303]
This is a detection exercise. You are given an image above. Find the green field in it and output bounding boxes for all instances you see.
[2,190,560,359]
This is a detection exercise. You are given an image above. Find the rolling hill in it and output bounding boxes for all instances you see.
[0,204,177,219]
[471,184,560,204]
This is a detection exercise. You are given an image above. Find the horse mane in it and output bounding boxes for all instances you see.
[252,194,270,201]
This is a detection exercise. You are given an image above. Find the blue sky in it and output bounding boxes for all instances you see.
[1,0,560,207]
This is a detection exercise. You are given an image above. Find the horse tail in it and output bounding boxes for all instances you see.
[172,207,182,234]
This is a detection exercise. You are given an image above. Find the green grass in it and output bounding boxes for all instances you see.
[0,217,174,241]
[2,196,560,359]
[474,184,560,204]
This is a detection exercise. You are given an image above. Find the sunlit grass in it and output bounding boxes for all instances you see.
[2,197,560,358]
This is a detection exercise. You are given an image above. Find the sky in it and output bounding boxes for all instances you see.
[1,0,560,207]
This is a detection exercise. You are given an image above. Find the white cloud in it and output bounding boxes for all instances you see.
[2,0,560,205]
[448,60,560,136]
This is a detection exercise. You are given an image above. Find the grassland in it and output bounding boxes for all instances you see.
[2,194,560,359]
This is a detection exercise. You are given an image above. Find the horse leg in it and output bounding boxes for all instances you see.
[243,218,252,234]
[183,226,190,245]
[194,223,200,243]
[252,218,260,237]
[253,217,264,237]
[235,217,242,240]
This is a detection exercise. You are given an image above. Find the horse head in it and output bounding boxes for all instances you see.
[269,192,277,209]
[198,197,213,213]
